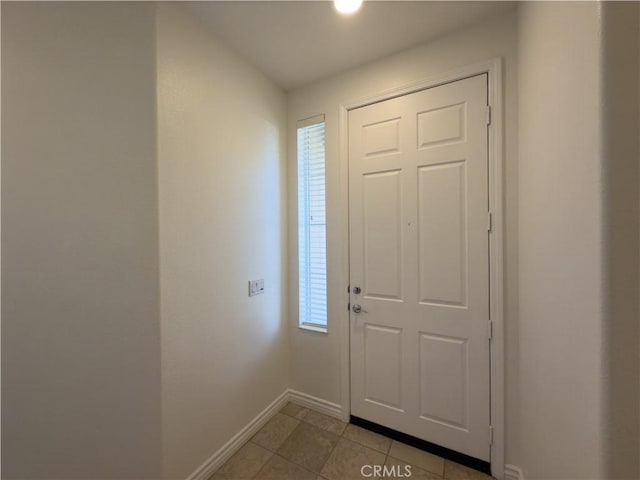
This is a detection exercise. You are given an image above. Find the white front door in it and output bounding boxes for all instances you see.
[349,74,490,461]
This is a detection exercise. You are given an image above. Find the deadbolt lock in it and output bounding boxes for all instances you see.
[352,286,361,294]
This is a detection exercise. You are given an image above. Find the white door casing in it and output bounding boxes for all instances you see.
[349,74,490,461]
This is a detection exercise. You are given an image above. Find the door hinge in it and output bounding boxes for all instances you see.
[347,302,351,312]
[486,105,492,126]
[489,425,494,445]
[488,320,493,340]
[487,212,493,232]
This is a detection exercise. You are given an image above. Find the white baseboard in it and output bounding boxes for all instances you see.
[287,389,345,421]
[504,464,524,480]
[186,389,290,480]
[185,389,344,480]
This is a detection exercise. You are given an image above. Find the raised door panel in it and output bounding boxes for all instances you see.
[417,103,466,149]
[364,324,404,411]
[363,118,401,158]
[419,333,468,429]
[363,170,403,300]
[418,161,467,307]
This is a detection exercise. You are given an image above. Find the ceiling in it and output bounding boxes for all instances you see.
[188,1,515,91]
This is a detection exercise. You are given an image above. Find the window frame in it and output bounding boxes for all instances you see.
[296,114,328,333]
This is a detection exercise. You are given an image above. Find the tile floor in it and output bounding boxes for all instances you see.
[211,402,495,480]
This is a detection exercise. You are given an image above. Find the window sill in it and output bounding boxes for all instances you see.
[299,324,328,334]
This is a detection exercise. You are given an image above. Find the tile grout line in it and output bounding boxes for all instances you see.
[249,409,301,479]
[250,405,455,480]
[276,406,343,478]
[316,419,346,478]
[383,436,391,473]
[249,445,274,480]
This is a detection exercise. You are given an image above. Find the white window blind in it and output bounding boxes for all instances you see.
[297,116,327,329]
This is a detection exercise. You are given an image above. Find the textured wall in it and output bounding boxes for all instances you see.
[156,4,290,478]
[600,2,640,478]
[517,2,640,478]
[1,3,162,478]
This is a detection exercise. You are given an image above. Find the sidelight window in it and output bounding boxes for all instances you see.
[297,115,327,331]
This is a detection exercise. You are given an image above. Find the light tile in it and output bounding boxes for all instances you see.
[303,410,347,435]
[386,456,443,479]
[252,413,300,451]
[444,460,495,480]
[277,422,340,473]
[255,454,317,480]
[343,424,392,453]
[321,437,387,480]
[388,441,445,476]
[211,442,272,480]
[280,402,310,420]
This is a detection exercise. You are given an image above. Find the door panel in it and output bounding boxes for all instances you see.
[418,161,467,306]
[364,324,403,410]
[349,74,490,461]
[363,118,402,157]
[363,170,403,300]
[418,333,468,428]
[417,102,466,148]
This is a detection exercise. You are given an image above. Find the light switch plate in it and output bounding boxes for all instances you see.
[248,279,265,296]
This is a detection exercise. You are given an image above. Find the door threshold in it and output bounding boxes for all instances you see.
[350,416,491,475]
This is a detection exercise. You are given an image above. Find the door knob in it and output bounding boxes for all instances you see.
[352,304,366,314]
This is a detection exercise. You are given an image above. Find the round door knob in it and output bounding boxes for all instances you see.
[352,304,362,314]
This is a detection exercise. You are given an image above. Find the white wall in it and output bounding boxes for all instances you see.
[518,3,604,476]
[287,9,519,467]
[600,3,639,478]
[155,4,289,479]
[1,3,162,478]
[2,4,290,479]
[518,2,639,478]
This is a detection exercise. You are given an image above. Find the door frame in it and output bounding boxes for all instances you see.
[337,58,505,479]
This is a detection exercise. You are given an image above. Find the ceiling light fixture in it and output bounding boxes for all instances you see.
[334,0,363,15]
